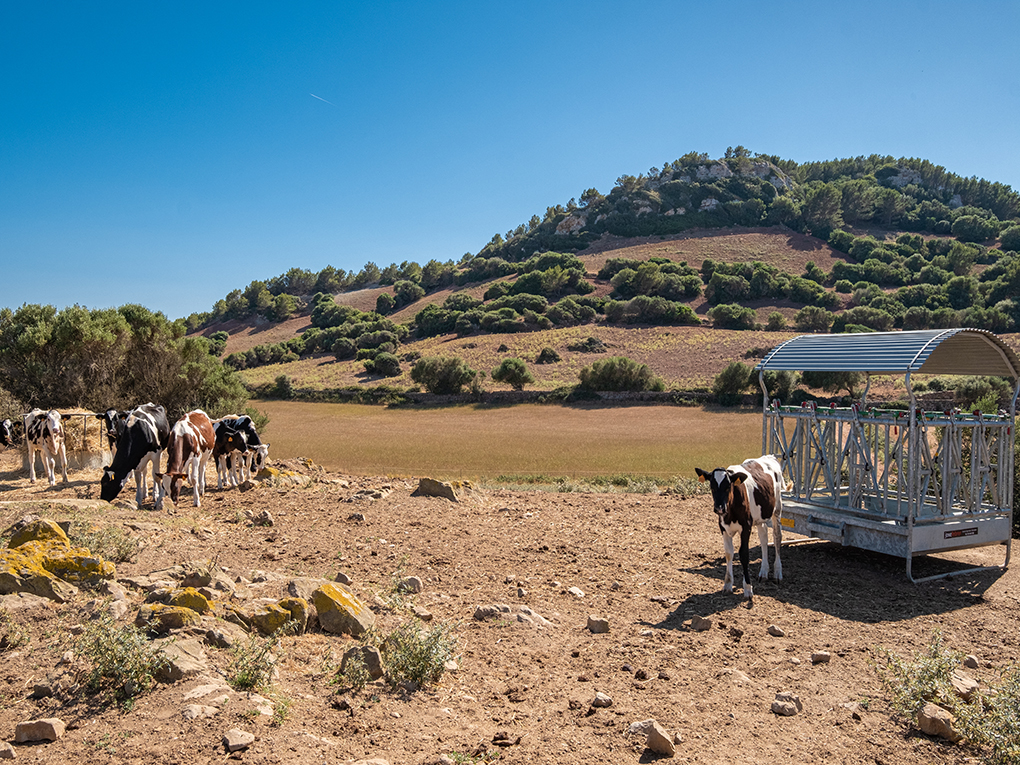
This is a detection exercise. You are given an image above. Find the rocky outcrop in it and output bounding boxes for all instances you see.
[1,519,115,603]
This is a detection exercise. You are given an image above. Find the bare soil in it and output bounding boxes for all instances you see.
[2,449,1017,765]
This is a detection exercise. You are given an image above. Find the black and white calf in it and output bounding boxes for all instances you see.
[25,409,69,486]
[100,403,170,505]
[94,408,128,456]
[213,415,269,488]
[0,418,14,448]
[695,455,786,604]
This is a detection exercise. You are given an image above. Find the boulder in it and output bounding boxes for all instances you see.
[772,691,803,716]
[250,602,293,636]
[156,639,209,683]
[9,519,69,548]
[342,645,384,680]
[627,719,675,756]
[411,478,474,502]
[288,577,327,601]
[313,583,375,636]
[168,587,213,614]
[278,597,310,633]
[918,702,962,742]
[223,728,255,752]
[14,718,66,742]
[951,670,979,702]
[135,603,202,634]
[586,616,610,634]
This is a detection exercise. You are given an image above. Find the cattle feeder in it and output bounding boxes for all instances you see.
[755,328,1019,583]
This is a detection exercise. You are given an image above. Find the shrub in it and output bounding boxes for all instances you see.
[383,619,458,690]
[828,229,855,253]
[67,521,139,563]
[332,337,357,360]
[568,336,607,353]
[491,358,535,390]
[794,306,833,333]
[765,312,787,331]
[410,356,478,394]
[364,352,402,377]
[0,608,28,651]
[273,374,294,399]
[228,621,296,692]
[536,346,561,364]
[713,361,753,405]
[709,303,757,330]
[72,612,169,702]
[1000,224,1020,252]
[375,292,395,315]
[952,214,999,243]
[578,356,664,392]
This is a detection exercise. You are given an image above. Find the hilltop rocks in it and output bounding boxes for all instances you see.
[411,478,476,502]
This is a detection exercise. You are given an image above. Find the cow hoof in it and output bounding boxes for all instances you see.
[745,598,754,609]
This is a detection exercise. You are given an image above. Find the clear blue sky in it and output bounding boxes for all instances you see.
[2,1,1018,320]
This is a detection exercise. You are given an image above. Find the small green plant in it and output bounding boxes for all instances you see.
[334,650,371,694]
[67,521,140,563]
[270,694,292,726]
[0,608,29,651]
[383,619,458,690]
[72,611,169,702]
[228,621,296,692]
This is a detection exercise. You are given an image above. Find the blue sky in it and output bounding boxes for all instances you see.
[2,1,1018,319]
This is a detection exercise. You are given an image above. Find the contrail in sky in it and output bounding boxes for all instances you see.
[310,93,335,106]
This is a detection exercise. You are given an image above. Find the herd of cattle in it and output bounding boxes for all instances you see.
[0,404,269,512]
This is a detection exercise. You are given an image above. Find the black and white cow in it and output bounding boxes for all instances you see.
[695,455,786,605]
[0,418,14,448]
[213,415,269,488]
[25,409,68,486]
[94,408,128,456]
[100,403,170,505]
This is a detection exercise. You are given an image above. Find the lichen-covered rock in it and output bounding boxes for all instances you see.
[313,583,374,636]
[278,597,310,633]
[168,587,213,614]
[9,519,69,549]
[135,603,202,634]
[0,532,116,602]
[250,602,292,636]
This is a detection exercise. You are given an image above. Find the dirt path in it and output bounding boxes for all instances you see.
[1,451,1016,764]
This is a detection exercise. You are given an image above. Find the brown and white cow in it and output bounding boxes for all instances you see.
[156,409,215,511]
[25,409,68,486]
[695,455,785,605]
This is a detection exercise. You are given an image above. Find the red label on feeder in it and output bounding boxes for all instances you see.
[944,527,978,540]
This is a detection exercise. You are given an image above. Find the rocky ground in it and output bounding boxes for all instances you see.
[1,448,1018,765]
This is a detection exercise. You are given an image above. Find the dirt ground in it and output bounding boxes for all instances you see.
[1,448,1018,765]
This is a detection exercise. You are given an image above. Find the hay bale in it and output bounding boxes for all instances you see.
[56,409,108,454]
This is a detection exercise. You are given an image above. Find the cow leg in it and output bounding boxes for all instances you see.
[772,511,783,583]
[58,443,68,483]
[216,454,227,489]
[197,452,211,499]
[44,448,56,486]
[28,445,38,483]
[722,532,735,593]
[135,455,149,506]
[739,525,754,602]
[757,522,771,581]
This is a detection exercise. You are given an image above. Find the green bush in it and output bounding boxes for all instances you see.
[765,312,787,331]
[794,305,833,333]
[383,619,458,690]
[411,356,478,394]
[713,361,754,405]
[1000,225,1020,252]
[375,292,395,315]
[72,612,169,702]
[491,358,535,390]
[708,303,757,330]
[228,621,296,692]
[578,356,664,392]
[536,346,561,364]
[364,352,401,377]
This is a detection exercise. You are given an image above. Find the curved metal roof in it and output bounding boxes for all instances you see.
[755,329,1020,378]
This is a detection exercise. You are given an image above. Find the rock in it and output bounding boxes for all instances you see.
[14,718,66,742]
[108,599,129,621]
[168,587,213,614]
[411,477,474,501]
[771,691,803,716]
[690,615,712,632]
[250,602,293,636]
[287,577,327,601]
[591,692,613,708]
[811,651,831,664]
[341,645,384,680]
[411,605,433,622]
[8,519,69,548]
[182,704,218,720]
[517,587,527,597]
[279,597,310,633]
[790,657,801,665]
[0,592,51,610]
[474,604,508,621]
[223,728,256,752]
[627,719,675,756]
[917,702,962,742]
[964,654,980,669]
[583,615,608,634]
[567,586,585,598]
[335,571,353,585]
[156,639,209,683]
[135,604,201,634]
[951,670,979,702]
[518,606,553,627]
[313,583,375,636]
[397,576,423,594]
[0,742,13,759]
[767,624,785,637]
[98,580,128,600]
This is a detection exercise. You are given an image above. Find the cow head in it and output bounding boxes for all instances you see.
[100,467,125,502]
[156,471,188,504]
[249,443,270,474]
[0,419,12,447]
[695,466,750,519]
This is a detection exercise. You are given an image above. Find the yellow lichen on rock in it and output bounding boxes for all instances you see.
[168,587,213,614]
[8,519,70,549]
[278,597,310,633]
[313,582,374,636]
[250,602,292,636]
[135,603,202,634]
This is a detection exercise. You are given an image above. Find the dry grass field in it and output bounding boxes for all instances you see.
[256,400,764,480]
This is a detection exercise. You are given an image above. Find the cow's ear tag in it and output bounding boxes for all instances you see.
[697,474,706,483]
[731,475,744,486]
